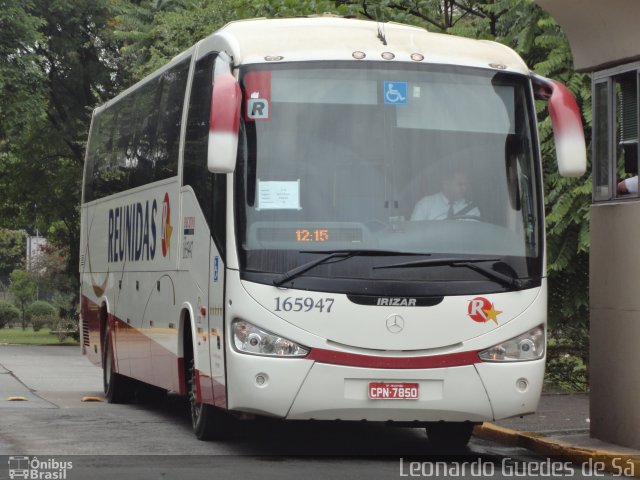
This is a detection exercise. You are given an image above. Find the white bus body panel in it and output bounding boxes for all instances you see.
[80,179,226,397]
[80,179,183,389]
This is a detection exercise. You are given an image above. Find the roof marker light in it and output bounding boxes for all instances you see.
[352,51,366,60]
[381,52,395,60]
[489,63,507,70]
[264,55,284,62]
[411,53,424,61]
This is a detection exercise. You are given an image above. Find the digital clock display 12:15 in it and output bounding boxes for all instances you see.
[296,228,329,242]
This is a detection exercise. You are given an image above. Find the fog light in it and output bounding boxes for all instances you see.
[516,378,529,392]
[256,373,268,387]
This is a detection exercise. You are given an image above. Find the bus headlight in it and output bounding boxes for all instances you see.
[478,326,545,362]
[232,320,309,357]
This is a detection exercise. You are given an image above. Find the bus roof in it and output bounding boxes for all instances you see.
[95,16,531,116]
[209,16,529,74]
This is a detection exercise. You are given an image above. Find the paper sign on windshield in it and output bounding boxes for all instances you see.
[257,180,301,210]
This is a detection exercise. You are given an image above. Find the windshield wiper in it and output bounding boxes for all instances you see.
[273,250,426,287]
[273,251,356,287]
[373,257,522,288]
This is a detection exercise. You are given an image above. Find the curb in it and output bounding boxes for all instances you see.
[474,423,640,478]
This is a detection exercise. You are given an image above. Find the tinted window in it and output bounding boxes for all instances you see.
[155,60,190,182]
[83,57,190,202]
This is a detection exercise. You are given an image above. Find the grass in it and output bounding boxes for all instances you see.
[0,326,79,346]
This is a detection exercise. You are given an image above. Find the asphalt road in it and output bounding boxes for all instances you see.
[0,346,619,479]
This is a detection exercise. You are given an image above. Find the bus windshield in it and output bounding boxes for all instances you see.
[235,62,541,294]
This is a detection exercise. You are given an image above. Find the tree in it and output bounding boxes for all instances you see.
[0,0,45,143]
[29,241,76,315]
[0,229,25,283]
[0,301,21,329]
[0,1,123,296]
[9,269,37,330]
[114,0,235,82]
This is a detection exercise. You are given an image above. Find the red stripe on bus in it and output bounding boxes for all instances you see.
[306,348,481,369]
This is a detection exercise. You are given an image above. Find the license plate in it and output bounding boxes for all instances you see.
[368,382,419,400]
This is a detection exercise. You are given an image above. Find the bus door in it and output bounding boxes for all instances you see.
[208,236,226,407]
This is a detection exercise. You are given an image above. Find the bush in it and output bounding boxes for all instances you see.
[52,316,80,342]
[0,301,20,329]
[26,300,57,325]
[544,323,589,392]
[31,314,56,332]
[27,301,57,331]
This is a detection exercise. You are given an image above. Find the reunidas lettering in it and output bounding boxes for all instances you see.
[107,199,158,263]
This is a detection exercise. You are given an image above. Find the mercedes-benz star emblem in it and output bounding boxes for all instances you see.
[385,314,405,333]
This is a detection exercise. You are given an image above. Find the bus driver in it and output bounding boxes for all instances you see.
[410,168,480,221]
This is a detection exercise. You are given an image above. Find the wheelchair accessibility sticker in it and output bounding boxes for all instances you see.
[383,81,408,105]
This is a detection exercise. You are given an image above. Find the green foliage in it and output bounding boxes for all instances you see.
[0,0,120,290]
[0,229,25,281]
[9,270,37,329]
[0,0,45,142]
[545,323,589,391]
[51,316,80,342]
[233,0,358,20]
[26,300,57,322]
[0,301,21,329]
[26,300,58,332]
[523,14,591,335]
[31,314,56,332]
[29,243,76,308]
[0,326,78,345]
[114,0,236,81]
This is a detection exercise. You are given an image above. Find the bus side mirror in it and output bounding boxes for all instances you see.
[208,72,241,173]
[532,74,587,177]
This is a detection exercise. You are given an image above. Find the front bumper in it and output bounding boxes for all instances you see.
[226,348,544,422]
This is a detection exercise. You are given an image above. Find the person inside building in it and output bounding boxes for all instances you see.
[618,176,638,194]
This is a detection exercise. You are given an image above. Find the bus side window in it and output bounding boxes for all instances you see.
[84,112,103,202]
[154,58,190,182]
[128,80,160,189]
[185,53,226,257]
[84,58,190,202]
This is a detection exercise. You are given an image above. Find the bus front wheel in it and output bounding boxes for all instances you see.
[188,358,230,440]
[425,421,474,449]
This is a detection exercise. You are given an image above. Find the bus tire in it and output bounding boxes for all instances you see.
[425,421,474,449]
[188,358,230,441]
[102,325,134,404]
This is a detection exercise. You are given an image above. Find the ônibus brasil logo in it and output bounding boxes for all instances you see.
[467,297,502,325]
[107,193,172,263]
[8,456,73,479]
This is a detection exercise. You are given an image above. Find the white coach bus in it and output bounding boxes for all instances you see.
[79,16,586,446]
